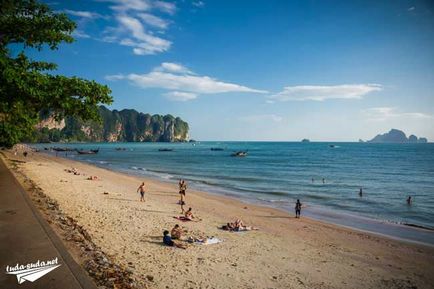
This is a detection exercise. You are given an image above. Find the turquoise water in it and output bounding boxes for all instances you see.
[35,142,434,244]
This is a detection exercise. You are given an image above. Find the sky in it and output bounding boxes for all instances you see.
[31,0,434,141]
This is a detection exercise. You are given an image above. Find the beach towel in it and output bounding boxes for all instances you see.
[195,237,222,245]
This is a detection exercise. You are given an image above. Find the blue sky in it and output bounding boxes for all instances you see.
[34,0,434,141]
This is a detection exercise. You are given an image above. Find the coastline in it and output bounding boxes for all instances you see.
[44,145,434,247]
[3,147,434,289]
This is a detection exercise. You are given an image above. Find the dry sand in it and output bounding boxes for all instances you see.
[2,148,434,289]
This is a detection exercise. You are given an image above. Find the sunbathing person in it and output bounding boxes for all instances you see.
[221,222,236,231]
[171,224,184,240]
[234,219,245,228]
[65,167,80,175]
[222,219,258,231]
[163,230,186,249]
[87,175,98,180]
[238,225,258,231]
[184,207,196,220]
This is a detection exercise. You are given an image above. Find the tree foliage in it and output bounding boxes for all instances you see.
[0,0,112,148]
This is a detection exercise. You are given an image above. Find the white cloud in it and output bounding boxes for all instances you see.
[98,0,152,12]
[116,71,267,94]
[105,74,124,81]
[153,1,176,14]
[72,30,91,38]
[98,0,175,13]
[155,62,193,74]
[269,84,382,101]
[95,0,175,55]
[113,14,171,54]
[64,9,104,18]
[193,1,205,8]
[239,114,283,123]
[106,62,267,101]
[164,91,198,101]
[363,107,433,121]
[138,13,169,29]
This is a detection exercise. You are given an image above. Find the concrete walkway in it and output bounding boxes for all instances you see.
[0,157,97,289]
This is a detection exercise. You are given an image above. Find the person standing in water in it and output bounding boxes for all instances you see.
[295,199,302,218]
[359,187,363,197]
[407,196,412,205]
[137,182,146,202]
[322,178,325,184]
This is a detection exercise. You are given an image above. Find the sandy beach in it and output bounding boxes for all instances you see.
[2,147,434,289]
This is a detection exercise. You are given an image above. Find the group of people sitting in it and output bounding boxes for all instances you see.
[64,167,100,180]
[65,167,80,175]
[163,223,223,248]
[163,224,188,249]
[162,179,259,248]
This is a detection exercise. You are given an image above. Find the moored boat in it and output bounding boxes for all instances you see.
[158,148,173,152]
[210,148,224,151]
[77,149,98,155]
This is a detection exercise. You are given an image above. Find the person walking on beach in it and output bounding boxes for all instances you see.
[295,199,302,218]
[137,182,146,202]
[179,179,187,203]
[178,179,184,203]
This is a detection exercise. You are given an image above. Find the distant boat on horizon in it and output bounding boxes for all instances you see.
[77,149,99,155]
[211,148,224,151]
[158,148,174,152]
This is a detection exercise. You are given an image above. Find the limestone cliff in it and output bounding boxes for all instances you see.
[32,106,189,143]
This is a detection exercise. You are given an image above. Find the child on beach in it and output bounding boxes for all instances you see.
[137,182,146,202]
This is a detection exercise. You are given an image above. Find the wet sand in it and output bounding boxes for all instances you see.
[3,147,434,289]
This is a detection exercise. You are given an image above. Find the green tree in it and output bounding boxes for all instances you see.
[0,0,112,148]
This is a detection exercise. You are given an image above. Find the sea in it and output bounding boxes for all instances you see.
[33,142,434,246]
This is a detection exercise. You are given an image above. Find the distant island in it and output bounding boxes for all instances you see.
[301,139,310,143]
[366,129,428,143]
[30,106,189,143]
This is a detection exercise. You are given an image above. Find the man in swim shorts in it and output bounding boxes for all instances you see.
[137,182,146,202]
